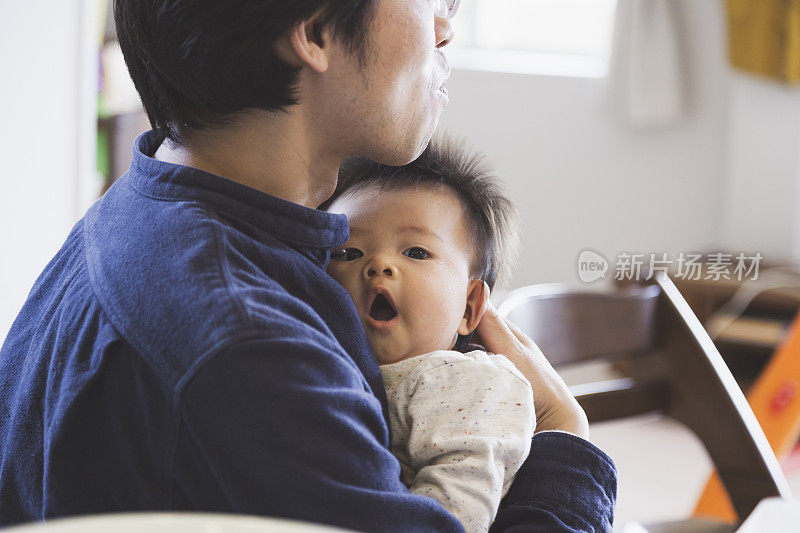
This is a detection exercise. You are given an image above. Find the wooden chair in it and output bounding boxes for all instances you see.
[497,273,792,529]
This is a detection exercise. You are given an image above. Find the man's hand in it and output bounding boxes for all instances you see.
[474,292,590,440]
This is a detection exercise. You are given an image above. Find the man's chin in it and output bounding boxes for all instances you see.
[365,121,439,167]
[373,144,426,167]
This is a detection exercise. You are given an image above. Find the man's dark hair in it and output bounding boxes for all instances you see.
[114,0,376,144]
[322,135,519,290]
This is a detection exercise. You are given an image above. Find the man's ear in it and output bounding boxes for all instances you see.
[274,16,330,73]
[458,280,490,336]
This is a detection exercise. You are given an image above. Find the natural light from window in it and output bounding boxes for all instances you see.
[447,0,618,78]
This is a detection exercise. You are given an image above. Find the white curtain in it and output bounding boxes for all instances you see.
[608,0,686,127]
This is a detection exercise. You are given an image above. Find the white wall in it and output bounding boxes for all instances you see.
[439,0,730,289]
[0,1,97,344]
[722,74,800,261]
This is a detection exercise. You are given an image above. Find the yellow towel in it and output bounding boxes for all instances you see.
[727,0,800,83]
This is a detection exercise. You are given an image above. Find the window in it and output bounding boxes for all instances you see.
[447,0,618,77]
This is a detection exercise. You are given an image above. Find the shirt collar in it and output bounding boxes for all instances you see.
[125,130,349,251]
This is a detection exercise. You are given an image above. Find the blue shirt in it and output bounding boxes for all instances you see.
[0,131,616,531]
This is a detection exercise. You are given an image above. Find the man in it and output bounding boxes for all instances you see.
[0,1,616,531]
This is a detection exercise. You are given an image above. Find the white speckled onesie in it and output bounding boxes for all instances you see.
[380,349,535,533]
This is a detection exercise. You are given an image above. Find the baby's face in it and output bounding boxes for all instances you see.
[327,184,478,365]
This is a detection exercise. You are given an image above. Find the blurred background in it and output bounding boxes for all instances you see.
[2,0,800,529]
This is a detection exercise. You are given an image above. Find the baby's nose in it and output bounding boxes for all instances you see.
[367,266,394,277]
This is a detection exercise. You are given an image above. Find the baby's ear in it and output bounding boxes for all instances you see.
[458,280,490,335]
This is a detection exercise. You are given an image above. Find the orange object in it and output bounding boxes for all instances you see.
[693,313,800,522]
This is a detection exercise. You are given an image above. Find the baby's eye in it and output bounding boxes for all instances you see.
[330,248,364,262]
[403,247,430,260]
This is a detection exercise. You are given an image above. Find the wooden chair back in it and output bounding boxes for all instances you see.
[498,273,792,522]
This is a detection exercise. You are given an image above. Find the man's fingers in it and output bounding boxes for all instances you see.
[476,300,524,355]
[503,316,536,348]
[477,295,536,352]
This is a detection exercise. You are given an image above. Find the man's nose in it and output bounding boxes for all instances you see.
[435,15,454,48]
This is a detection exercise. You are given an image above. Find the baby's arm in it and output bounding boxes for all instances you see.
[404,353,535,533]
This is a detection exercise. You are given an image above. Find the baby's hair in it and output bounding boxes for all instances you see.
[322,134,519,290]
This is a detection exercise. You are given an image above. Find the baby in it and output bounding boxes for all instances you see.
[323,136,534,533]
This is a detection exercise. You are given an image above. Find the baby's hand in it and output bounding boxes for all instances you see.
[474,294,589,439]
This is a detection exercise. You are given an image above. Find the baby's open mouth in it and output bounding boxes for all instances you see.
[369,293,397,322]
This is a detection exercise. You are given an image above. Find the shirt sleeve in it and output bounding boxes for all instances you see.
[175,337,465,533]
[403,357,535,532]
[176,337,616,533]
[490,431,618,532]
